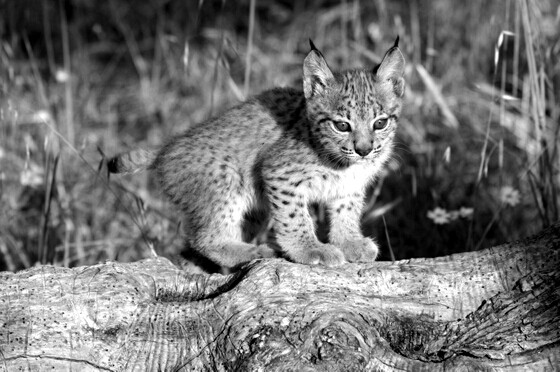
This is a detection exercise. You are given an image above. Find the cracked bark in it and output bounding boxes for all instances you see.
[0,223,559,371]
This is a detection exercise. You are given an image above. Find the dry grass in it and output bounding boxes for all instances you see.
[0,0,558,271]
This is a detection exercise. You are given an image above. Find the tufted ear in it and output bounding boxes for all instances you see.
[376,36,405,97]
[303,40,335,99]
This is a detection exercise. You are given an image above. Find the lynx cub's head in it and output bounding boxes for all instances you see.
[303,38,405,168]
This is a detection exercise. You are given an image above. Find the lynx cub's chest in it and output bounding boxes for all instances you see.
[109,38,405,271]
[300,163,378,202]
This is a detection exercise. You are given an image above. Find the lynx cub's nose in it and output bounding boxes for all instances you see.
[355,143,373,157]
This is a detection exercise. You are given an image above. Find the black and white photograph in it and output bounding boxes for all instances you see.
[1,0,559,370]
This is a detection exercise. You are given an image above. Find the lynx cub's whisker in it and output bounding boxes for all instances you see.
[108,38,405,271]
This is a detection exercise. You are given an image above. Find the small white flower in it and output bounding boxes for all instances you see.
[500,186,520,207]
[459,207,474,219]
[427,207,450,225]
[55,69,70,83]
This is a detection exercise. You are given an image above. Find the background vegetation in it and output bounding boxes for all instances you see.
[1,0,558,271]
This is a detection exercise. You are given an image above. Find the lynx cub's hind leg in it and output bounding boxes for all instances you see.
[182,193,275,269]
[163,152,275,270]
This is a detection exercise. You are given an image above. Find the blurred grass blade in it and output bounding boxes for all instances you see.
[244,0,256,97]
[364,197,403,223]
[520,0,557,226]
[59,0,74,146]
[0,238,16,271]
[416,64,459,129]
[443,146,451,164]
[382,215,395,262]
[39,153,59,264]
[182,41,190,71]
[494,30,514,68]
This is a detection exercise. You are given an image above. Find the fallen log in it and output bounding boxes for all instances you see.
[1,223,559,371]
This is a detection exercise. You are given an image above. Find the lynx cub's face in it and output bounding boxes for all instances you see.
[303,41,405,168]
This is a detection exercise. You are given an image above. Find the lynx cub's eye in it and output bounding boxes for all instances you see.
[333,121,351,132]
[373,116,389,130]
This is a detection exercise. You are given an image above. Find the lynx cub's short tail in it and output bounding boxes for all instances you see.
[107,148,155,174]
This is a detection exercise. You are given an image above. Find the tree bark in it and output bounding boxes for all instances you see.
[1,223,559,371]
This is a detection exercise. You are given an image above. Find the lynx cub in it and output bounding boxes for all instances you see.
[109,38,405,270]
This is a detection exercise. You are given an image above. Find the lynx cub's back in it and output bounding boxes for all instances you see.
[109,38,405,270]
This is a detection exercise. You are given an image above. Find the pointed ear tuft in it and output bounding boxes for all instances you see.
[303,42,334,99]
[309,39,318,52]
[376,40,405,97]
[392,35,400,48]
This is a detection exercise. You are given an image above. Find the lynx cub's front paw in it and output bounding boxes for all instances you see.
[290,243,346,267]
[339,238,379,263]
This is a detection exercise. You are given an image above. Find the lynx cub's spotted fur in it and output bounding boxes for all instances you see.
[109,38,405,270]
